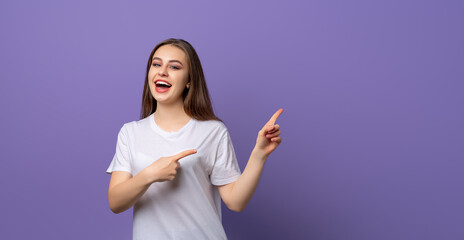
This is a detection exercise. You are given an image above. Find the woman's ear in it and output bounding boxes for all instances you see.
[186,82,190,89]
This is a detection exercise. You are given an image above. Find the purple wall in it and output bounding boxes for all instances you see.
[1,0,463,239]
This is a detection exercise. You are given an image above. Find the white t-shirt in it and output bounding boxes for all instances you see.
[106,113,241,240]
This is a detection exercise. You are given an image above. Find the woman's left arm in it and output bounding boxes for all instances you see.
[218,109,283,212]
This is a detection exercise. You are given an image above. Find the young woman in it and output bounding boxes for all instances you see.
[106,38,283,239]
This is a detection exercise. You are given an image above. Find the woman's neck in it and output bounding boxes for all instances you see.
[154,100,190,123]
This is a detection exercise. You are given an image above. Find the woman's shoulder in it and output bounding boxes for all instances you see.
[118,117,146,133]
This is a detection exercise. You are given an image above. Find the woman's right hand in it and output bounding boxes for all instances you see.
[144,149,197,183]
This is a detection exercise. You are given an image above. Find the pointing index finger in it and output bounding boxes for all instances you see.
[172,149,197,162]
[267,108,284,125]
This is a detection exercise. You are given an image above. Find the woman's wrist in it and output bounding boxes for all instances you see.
[251,147,269,162]
[139,168,158,185]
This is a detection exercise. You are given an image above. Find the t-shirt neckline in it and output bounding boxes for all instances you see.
[149,112,194,136]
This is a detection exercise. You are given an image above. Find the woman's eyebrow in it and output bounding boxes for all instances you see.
[152,57,183,66]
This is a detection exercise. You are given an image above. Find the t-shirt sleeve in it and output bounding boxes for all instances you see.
[106,124,132,175]
[210,130,242,186]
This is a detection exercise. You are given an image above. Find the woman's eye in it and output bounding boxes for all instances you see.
[152,63,179,70]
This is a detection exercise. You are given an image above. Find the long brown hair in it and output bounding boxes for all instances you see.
[140,38,222,122]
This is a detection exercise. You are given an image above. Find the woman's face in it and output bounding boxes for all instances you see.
[148,44,189,104]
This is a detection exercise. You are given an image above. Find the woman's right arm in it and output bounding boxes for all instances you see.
[107,149,197,214]
[108,170,153,214]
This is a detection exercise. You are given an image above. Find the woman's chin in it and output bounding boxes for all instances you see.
[154,95,182,105]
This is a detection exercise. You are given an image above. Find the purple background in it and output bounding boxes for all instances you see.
[1,0,463,239]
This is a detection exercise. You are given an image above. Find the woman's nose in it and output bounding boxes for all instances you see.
[159,65,168,76]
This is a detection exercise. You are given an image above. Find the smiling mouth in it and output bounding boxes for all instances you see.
[155,83,170,93]
[156,84,171,89]
[153,79,172,93]
[154,79,172,89]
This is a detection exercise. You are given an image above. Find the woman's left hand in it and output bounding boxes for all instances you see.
[254,108,283,158]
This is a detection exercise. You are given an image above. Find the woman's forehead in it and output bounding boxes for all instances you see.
[153,45,187,63]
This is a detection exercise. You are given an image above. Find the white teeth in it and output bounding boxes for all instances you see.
[156,81,171,87]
